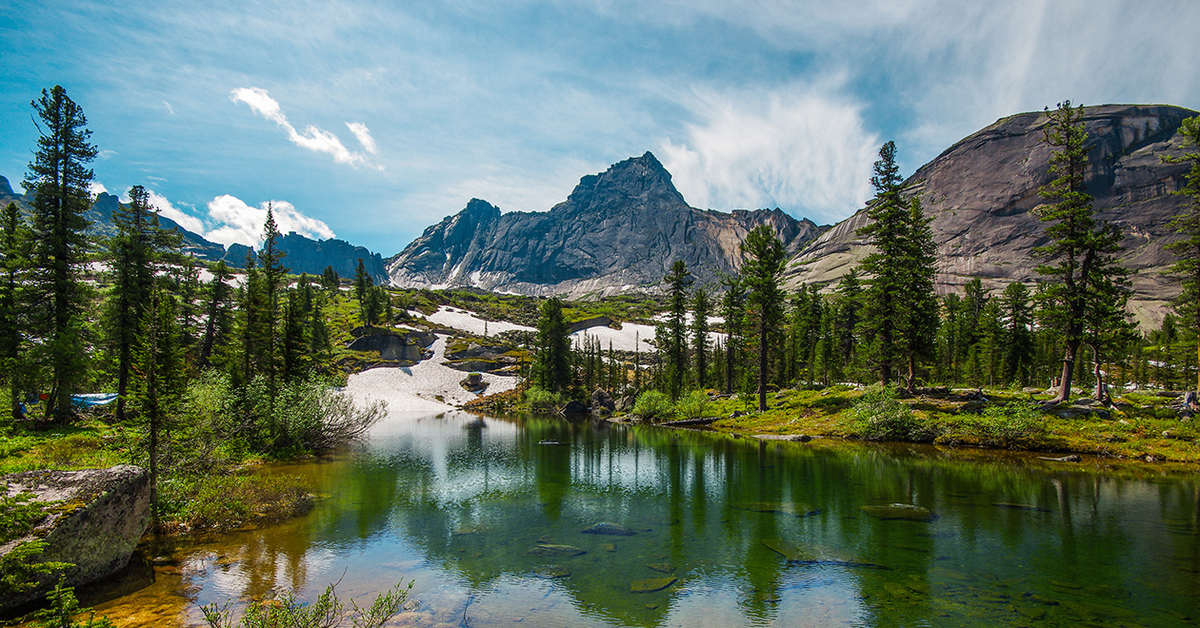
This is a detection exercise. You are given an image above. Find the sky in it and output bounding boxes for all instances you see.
[1,0,1197,256]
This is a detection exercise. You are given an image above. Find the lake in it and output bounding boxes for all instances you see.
[86,410,1199,627]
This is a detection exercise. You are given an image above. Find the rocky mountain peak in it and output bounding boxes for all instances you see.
[561,151,686,214]
[0,175,14,198]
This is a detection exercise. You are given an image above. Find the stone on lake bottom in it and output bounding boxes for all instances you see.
[582,522,636,536]
[861,504,936,522]
[532,565,570,579]
[647,563,676,574]
[631,577,677,593]
[526,544,587,557]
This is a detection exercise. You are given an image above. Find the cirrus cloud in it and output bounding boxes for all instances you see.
[230,87,379,168]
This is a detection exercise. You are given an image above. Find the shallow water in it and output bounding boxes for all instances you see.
[83,411,1199,627]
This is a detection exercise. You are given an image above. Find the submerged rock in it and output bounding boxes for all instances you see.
[0,465,151,613]
[646,563,676,574]
[733,502,818,518]
[532,565,571,579]
[631,577,677,593]
[526,543,587,557]
[582,522,636,536]
[861,504,936,522]
[761,539,889,569]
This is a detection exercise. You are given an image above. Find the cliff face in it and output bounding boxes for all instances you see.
[783,104,1199,328]
[387,152,821,296]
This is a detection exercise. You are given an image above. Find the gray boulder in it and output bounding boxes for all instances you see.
[1,465,150,613]
[345,327,434,363]
[591,388,616,416]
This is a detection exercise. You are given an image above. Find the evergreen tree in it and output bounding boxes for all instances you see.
[0,203,30,419]
[1000,282,1035,386]
[1035,101,1128,403]
[834,270,861,374]
[719,275,745,394]
[532,297,571,393]
[24,86,97,421]
[354,258,372,323]
[898,197,940,390]
[691,287,710,389]
[105,186,179,421]
[132,286,184,527]
[257,206,289,424]
[1163,116,1200,391]
[281,290,309,381]
[741,226,786,412]
[663,260,691,398]
[321,265,340,290]
[856,141,907,386]
[198,260,235,369]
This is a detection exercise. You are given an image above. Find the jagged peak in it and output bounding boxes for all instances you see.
[0,175,14,197]
[563,151,686,210]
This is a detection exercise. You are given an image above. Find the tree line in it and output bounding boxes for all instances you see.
[529,102,1200,409]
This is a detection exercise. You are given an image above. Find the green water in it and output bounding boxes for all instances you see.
[89,411,1199,627]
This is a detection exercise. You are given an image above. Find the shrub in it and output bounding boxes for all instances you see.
[968,402,1047,448]
[168,472,314,533]
[675,390,710,420]
[632,391,673,421]
[843,385,921,441]
[201,579,411,628]
[524,386,565,413]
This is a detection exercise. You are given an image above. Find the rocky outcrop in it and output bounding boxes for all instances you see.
[0,465,150,613]
[226,233,388,283]
[783,104,1200,329]
[387,152,822,297]
[345,326,434,363]
[442,338,521,374]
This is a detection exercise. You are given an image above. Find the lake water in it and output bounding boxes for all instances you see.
[86,410,1199,627]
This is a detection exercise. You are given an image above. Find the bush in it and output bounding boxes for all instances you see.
[524,386,565,413]
[676,390,710,420]
[201,579,411,628]
[632,391,673,421]
[166,472,314,533]
[968,402,1047,447]
[843,385,921,441]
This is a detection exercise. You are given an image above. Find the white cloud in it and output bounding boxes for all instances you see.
[146,189,205,233]
[88,182,109,197]
[202,194,336,249]
[230,87,372,167]
[345,122,378,154]
[660,81,879,223]
[162,101,175,116]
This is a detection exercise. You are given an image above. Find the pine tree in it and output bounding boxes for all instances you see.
[741,225,786,412]
[132,286,184,527]
[1163,116,1200,391]
[898,197,940,391]
[257,206,289,424]
[281,289,309,381]
[663,260,691,398]
[0,203,30,419]
[834,270,861,374]
[691,287,710,389]
[1035,101,1128,403]
[532,297,571,393]
[322,265,340,291]
[355,258,372,323]
[24,86,97,421]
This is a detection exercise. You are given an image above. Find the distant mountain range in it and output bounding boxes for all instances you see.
[386,152,823,296]
[0,176,389,283]
[5,102,1197,327]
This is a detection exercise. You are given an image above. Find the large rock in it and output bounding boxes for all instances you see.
[386,152,822,297]
[0,465,151,613]
[345,327,434,362]
[783,104,1199,329]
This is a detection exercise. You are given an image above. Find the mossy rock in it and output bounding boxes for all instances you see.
[630,577,677,593]
[861,503,936,522]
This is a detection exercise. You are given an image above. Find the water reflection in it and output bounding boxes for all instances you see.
[92,410,1200,627]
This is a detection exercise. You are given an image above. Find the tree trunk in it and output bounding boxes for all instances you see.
[906,352,917,393]
[1051,339,1080,404]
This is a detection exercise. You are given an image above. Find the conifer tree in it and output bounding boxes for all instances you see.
[132,285,184,527]
[355,258,372,322]
[0,203,30,419]
[532,297,571,393]
[691,287,710,389]
[1035,101,1128,403]
[24,86,97,421]
[1000,282,1035,386]
[198,260,235,369]
[835,270,861,372]
[719,275,745,394]
[857,141,907,386]
[897,197,940,390]
[322,265,340,291]
[663,260,691,398]
[1163,116,1200,391]
[741,226,786,412]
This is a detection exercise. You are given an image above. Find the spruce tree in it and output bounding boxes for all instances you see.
[354,258,372,323]
[719,275,745,394]
[856,141,907,386]
[532,297,571,393]
[132,286,184,527]
[1163,116,1200,391]
[1000,282,1035,386]
[24,86,97,421]
[1035,101,1127,403]
[663,260,691,398]
[198,260,235,369]
[741,225,786,412]
[835,270,861,374]
[897,197,940,391]
[0,203,30,419]
[691,287,710,389]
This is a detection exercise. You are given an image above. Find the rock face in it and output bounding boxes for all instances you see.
[345,327,434,363]
[783,104,1200,328]
[0,465,151,613]
[387,152,822,297]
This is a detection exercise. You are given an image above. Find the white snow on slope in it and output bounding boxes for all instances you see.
[345,335,516,411]
[423,307,536,336]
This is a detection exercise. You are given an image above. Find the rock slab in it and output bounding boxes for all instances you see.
[0,465,150,613]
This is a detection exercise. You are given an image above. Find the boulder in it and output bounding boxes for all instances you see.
[591,388,616,415]
[581,522,636,536]
[615,395,636,413]
[345,327,434,362]
[561,400,589,415]
[1,465,150,613]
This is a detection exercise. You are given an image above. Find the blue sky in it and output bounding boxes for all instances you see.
[2,0,1197,255]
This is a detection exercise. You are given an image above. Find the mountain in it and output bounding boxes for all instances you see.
[782,104,1199,328]
[0,177,388,282]
[387,152,822,296]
